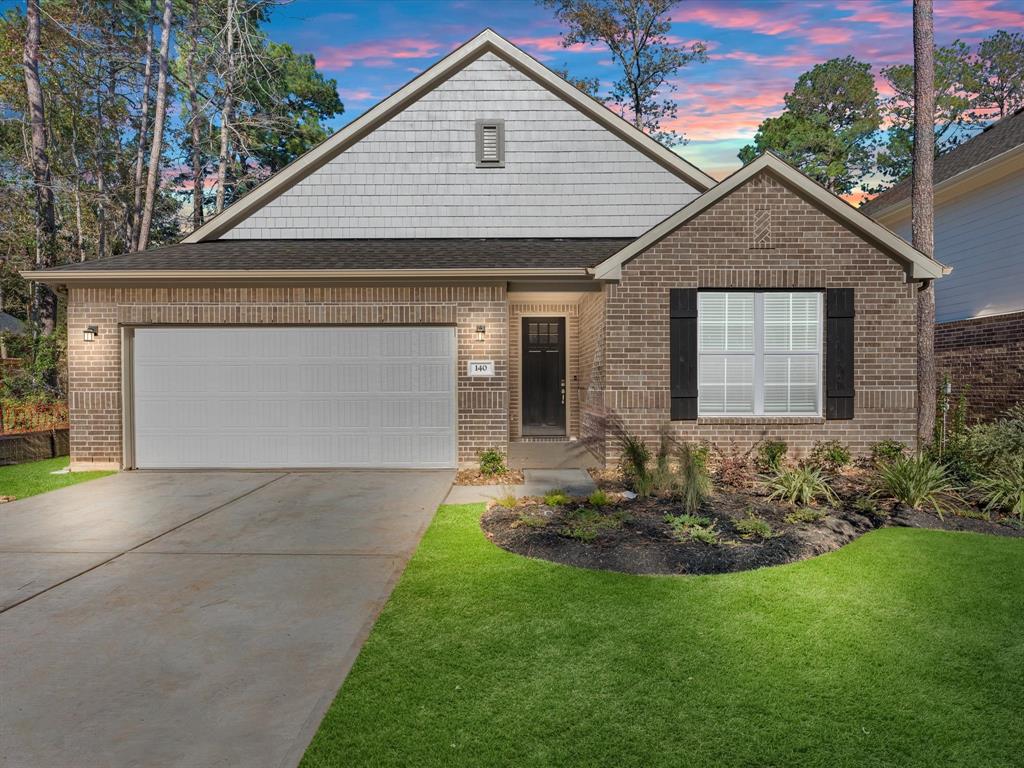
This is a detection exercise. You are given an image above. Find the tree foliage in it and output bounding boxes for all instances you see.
[739,57,881,195]
[542,0,708,145]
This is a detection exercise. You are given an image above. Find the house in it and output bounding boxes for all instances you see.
[862,107,1024,421]
[26,30,946,472]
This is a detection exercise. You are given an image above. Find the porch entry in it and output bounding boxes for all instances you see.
[521,317,566,436]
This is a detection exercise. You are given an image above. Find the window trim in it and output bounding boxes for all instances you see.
[697,290,823,418]
[475,119,505,168]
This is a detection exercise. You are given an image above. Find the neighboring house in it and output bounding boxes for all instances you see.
[0,312,26,336]
[862,108,1024,421]
[26,30,946,471]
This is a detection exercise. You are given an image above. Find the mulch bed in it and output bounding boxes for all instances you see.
[455,467,525,486]
[482,473,1022,576]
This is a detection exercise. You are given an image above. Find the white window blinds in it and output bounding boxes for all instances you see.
[698,291,822,416]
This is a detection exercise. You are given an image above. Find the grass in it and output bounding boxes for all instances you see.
[302,503,1024,768]
[0,456,114,500]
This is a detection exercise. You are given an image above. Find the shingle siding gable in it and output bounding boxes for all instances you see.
[223,52,699,239]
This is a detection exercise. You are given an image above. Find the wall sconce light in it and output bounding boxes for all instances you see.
[475,324,486,342]
[83,325,98,342]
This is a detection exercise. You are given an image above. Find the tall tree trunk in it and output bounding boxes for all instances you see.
[70,111,86,262]
[216,0,236,214]
[137,0,172,252]
[95,88,107,260]
[912,0,936,449]
[130,0,156,252]
[22,0,58,337]
[188,0,204,231]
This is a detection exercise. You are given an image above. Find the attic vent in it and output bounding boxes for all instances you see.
[475,119,505,168]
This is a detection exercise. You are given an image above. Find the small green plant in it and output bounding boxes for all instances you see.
[852,495,885,518]
[479,448,508,476]
[687,524,720,545]
[563,507,625,541]
[785,507,825,524]
[870,439,907,464]
[764,466,838,506]
[664,513,718,544]
[734,515,772,539]
[673,442,713,514]
[755,440,788,472]
[876,455,959,519]
[975,455,1024,522]
[809,440,851,471]
[544,489,571,507]
[587,489,612,508]
[513,512,549,528]
[953,506,990,521]
[494,492,518,509]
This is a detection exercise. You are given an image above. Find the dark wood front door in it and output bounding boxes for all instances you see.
[522,317,566,436]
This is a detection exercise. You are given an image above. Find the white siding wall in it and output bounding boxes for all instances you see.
[223,52,699,239]
[890,170,1024,322]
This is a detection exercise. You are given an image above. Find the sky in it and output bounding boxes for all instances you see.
[264,0,1023,193]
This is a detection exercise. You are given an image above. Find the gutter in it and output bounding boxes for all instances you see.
[22,267,595,285]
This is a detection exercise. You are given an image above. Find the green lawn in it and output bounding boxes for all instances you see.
[303,503,1024,768]
[0,456,114,500]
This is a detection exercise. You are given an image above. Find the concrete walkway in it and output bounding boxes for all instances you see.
[0,469,452,768]
[444,468,597,504]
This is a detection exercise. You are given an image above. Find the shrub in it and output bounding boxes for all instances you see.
[713,444,754,486]
[544,489,571,507]
[852,495,885,518]
[764,466,838,507]
[809,440,851,471]
[876,455,959,519]
[687,524,720,545]
[734,515,772,539]
[673,442,713,514]
[968,403,1024,468]
[479,448,508,476]
[870,440,907,464]
[755,440,788,472]
[785,507,825,524]
[975,455,1024,522]
[587,489,612,508]
[618,430,653,497]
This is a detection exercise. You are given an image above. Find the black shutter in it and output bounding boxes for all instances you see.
[670,288,698,420]
[825,288,855,420]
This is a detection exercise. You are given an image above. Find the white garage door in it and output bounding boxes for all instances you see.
[132,327,457,469]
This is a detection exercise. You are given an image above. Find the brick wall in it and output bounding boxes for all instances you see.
[507,302,580,440]
[578,288,607,463]
[936,311,1024,422]
[600,170,919,463]
[67,285,508,468]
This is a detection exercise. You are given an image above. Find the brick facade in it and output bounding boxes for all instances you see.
[597,170,920,462]
[936,311,1024,422]
[67,285,508,468]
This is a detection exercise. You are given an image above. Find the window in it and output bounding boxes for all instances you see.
[698,291,822,416]
[475,119,505,167]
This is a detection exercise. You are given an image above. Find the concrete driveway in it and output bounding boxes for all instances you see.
[0,469,452,768]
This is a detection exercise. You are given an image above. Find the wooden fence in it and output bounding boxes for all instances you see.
[1,401,69,434]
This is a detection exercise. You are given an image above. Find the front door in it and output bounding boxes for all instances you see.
[521,317,566,436]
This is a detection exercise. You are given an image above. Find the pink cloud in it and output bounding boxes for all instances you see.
[672,5,806,36]
[315,38,445,70]
[718,49,821,69]
[834,1,908,28]
[935,0,1024,33]
[804,27,854,45]
[512,34,591,53]
[337,88,374,101]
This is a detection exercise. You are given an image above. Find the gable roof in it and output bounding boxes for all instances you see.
[591,152,950,281]
[184,29,715,243]
[861,107,1024,218]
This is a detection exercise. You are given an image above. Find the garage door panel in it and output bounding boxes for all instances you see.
[132,327,456,469]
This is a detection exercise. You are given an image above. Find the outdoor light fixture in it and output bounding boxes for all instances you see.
[83,325,98,342]
[476,324,486,342]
